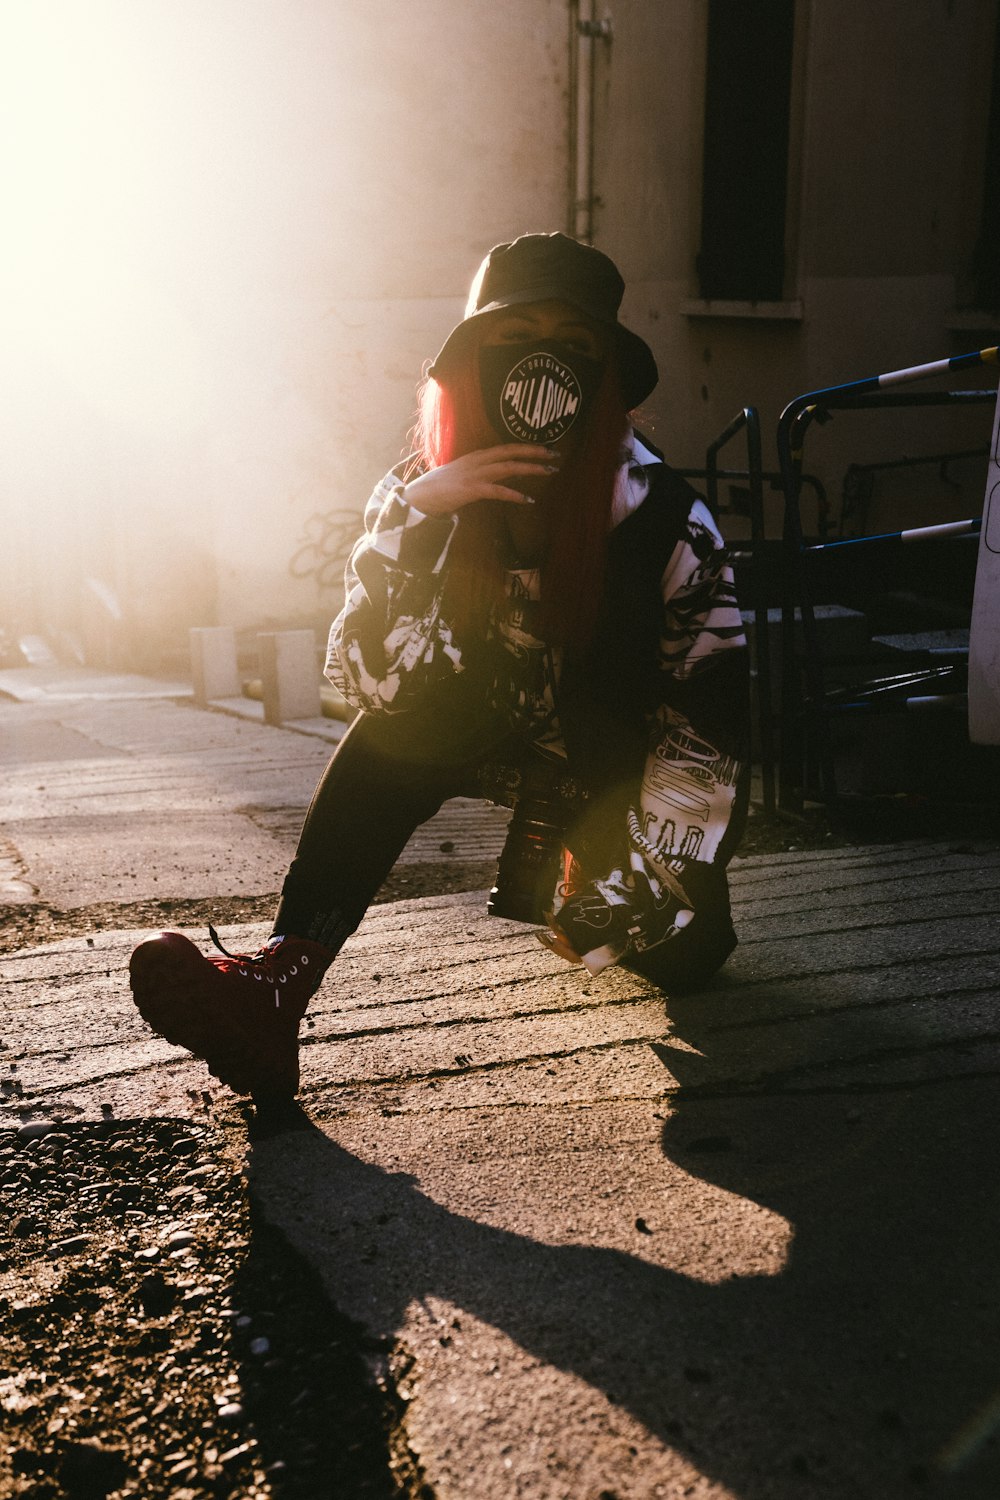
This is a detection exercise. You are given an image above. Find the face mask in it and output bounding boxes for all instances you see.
[479,340,605,448]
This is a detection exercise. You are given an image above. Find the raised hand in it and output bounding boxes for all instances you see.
[403,444,560,517]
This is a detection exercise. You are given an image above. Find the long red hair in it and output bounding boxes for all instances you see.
[409,332,630,647]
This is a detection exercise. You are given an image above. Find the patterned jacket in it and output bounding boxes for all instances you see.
[326,433,749,975]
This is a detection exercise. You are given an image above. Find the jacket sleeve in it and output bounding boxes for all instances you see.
[324,467,466,714]
[552,497,749,975]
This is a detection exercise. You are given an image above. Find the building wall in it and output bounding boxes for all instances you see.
[3,0,997,664]
[4,0,571,661]
[198,0,572,642]
[657,0,998,538]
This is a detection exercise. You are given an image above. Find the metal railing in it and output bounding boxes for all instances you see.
[678,407,781,814]
[774,346,998,811]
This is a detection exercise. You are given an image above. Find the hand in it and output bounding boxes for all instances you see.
[403,444,560,517]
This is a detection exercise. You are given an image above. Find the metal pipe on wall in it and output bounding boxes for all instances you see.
[567,1,612,245]
[565,0,579,237]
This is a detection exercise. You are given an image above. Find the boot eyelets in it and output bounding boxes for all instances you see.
[288,965,298,976]
[302,955,310,965]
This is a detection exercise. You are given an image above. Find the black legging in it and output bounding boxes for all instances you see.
[273,677,738,995]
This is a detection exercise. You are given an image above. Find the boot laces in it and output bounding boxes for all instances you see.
[208,924,275,965]
[208,925,301,1007]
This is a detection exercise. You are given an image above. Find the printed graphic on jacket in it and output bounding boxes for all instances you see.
[325,438,748,976]
[637,707,742,869]
[491,567,564,754]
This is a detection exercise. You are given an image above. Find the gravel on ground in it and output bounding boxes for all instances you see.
[0,1112,431,1500]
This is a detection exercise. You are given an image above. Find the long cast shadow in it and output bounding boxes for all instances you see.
[245,989,1000,1499]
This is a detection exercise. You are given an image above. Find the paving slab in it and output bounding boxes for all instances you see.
[2,840,999,1498]
[0,667,193,702]
[0,690,510,908]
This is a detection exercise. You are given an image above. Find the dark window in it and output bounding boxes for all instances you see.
[697,0,796,302]
[972,18,1000,311]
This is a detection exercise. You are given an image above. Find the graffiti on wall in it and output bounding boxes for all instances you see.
[288,509,362,591]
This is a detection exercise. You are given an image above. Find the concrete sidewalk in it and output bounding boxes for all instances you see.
[2,668,999,1497]
[0,666,509,911]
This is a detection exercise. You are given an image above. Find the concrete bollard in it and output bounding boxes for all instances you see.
[190,626,240,705]
[258,629,322,724]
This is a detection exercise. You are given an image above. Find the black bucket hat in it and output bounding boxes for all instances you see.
[428,232,658,410]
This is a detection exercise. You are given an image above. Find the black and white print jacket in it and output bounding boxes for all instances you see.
[326,433,749,975]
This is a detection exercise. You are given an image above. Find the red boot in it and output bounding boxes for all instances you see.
[129,927,333,1099]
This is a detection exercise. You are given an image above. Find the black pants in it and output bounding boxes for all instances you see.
[273,679,738,995]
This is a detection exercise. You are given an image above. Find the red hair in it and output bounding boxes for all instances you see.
[411,334,630,647]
